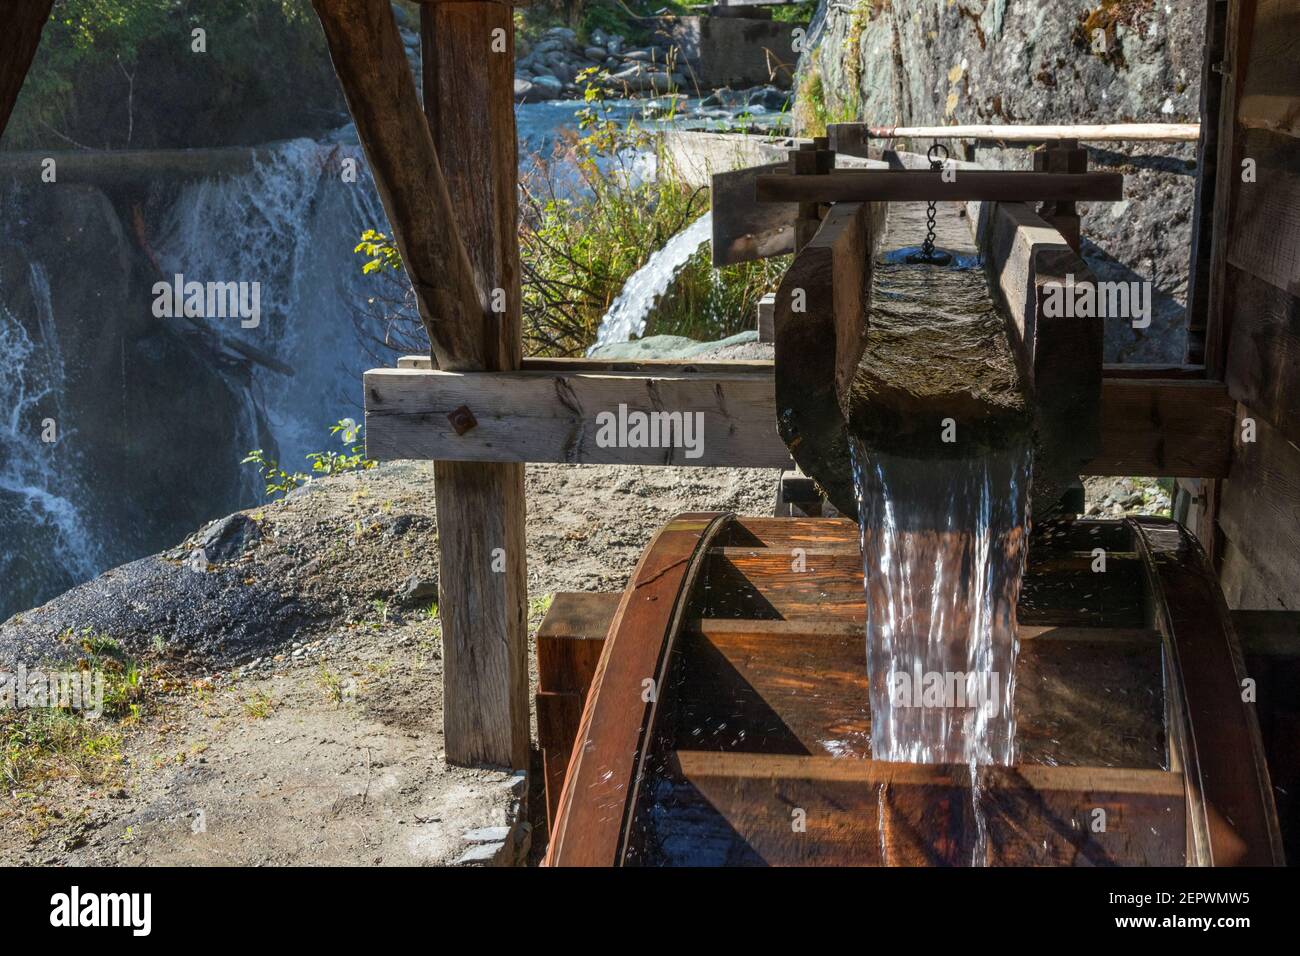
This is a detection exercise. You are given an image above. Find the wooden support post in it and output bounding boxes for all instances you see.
[1032,138,1087,254]
[0,0,54,138]
[421,1,529,769]
[789,137,834,251]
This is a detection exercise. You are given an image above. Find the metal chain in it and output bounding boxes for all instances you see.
[906,142,953,266]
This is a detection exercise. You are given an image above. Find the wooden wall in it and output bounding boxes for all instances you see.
[1197,0,1300,612]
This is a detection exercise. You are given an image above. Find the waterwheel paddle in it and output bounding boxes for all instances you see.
[544,514,1282,866]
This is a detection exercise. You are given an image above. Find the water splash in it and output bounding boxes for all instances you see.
[588,212,712,352]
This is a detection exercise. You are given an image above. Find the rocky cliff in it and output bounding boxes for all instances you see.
[792,0,1205,363]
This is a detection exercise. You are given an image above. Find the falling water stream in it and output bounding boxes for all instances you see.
[848,255,1033,864]
[588,212,713,352]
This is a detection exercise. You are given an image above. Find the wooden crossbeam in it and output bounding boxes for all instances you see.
[363,360,1235,478]
[755,170,1124,204]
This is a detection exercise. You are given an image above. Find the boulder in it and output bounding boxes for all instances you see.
[531,74,564,97]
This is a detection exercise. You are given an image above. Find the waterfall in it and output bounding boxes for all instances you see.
[152,137,389,472]
[588,212,712,352]
[0,262,101,611]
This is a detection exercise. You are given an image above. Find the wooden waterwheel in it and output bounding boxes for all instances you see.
[543,514,1283,867]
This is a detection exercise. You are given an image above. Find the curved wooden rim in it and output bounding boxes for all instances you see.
[544,512,734,866]
[1129,517,1285,866]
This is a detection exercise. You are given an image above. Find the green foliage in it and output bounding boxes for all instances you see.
[520,76,788,353]
[243,418,376,501]
[771,1,818,23]
[353,230,403,276]
[9,0,334,150]
[353,74,786,356]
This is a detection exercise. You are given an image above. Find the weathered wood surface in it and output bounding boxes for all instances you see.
[644,752,1186,866]
[364,365,793,467]
[1096,379,1235,478]
[773,201,881,514]
[545,514,732,867]
[711,161,796,265]
[1224,265,1300,444]
[860,123,1201,143]
[1133,517,1284,865]
[544,514,1281,865]
[755,170,1124,205]
[312,0,485,371]
[1235,0,1300,137]
[537,592,620,829]
[1217,404,1300,607]
[0,0,53,139]
[1227,128,1300,298]
[419,0,529,768]
[709,152,886,265]
[365,362,1235,477]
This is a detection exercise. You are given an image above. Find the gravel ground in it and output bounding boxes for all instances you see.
[0,460,776,866]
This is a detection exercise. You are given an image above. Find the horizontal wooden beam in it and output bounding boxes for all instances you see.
[365,364,793,468]
[365,360,1233,478]
[755,170,1124,204]
[863,123,1201,143]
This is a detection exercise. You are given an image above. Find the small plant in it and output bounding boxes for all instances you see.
[241,691,274,720]
[316,666,345,706]
[243,418,376,501]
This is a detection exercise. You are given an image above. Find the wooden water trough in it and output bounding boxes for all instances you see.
[541,513,1282,866]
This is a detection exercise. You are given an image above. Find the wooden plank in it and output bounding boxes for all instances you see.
[0,0,53,139]
[1095,379,1235,478]
[310,0,485,370]
[366,363,1234,477]
[861,123,1201,143]
[546,514,733,866]
[755,170,1124,205]
[1235,0,1300,137]
[536,591,621,831]
[710,161,795,265]
[774,201,881,516]
[1203,0,1257,382]
[364,365,792,468]
[678,619,1165,770]
[1227,128,1300,296]
[1224,265,1300,443]
[417,0,530,770]
[645,752,1185,866]
[1132,517,1285,865]
[981,201,1102,497]
[1218,403,1300,604]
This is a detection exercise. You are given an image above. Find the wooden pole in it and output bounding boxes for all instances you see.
[311,0,486,371]
[0,0,54,139]
[421,1,529,769]
[863,123,1201,142]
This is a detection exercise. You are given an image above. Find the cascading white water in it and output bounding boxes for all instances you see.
[588,212,712,352]
[152,137,388,473]
[0,262,101,602]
